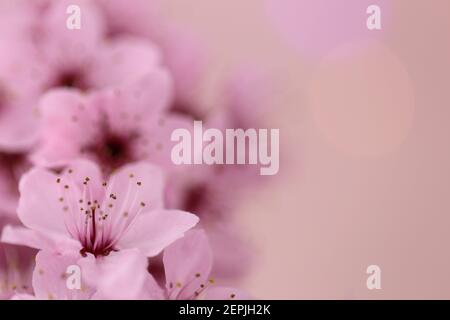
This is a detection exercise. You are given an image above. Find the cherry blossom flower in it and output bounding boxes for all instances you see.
[93,0,208,119]
[0,0,165,158]
[162,229,248,300]
[14,231,248,300]
[0,0,262,298]
[89,229,248,300]
[0,1,167,222]
[0,35,42,152]
[4,0,165,93]
[31,73,191,173]
[2,159,198,263]
[13,248,162,300]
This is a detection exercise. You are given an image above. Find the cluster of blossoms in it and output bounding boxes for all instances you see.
[0,0,267,299]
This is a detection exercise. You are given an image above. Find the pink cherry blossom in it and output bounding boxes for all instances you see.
[0,34,42,152]
[0,0,261,298]
[2,159,198,260]
[162,229,249,300]
[0,1,167,223]
[15,248,164,300]
[31,74,191,172]
[20,250,94,300]
[0,0,164,157]
[5,0,163,93]
[93,0,208,118]
[79,248,165,300]
[89,229,248,300]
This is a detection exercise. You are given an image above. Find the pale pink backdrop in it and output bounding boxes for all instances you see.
[156,0,450,299]
[0,0,445,299]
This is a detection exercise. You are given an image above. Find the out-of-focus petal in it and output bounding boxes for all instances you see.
[89,36,161,88]
[39,0,106,67]
[163,230,213,300]
[17,168,70,237]
[80,249,156,300]
[1,225,80,254]
[32,89,100,167]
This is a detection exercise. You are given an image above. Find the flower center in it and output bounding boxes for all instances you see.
[182,184,208,215]
[81,133,136,173]
[54,70,89,91]
[79,204,114,258]
[104,135,127,161]
[57,172,148,259]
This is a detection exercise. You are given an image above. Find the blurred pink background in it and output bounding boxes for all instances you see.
[156,0,450,299]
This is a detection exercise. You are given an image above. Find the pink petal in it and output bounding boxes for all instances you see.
[60,159,105,202]
[1,225,80,254]
[39,0,106,68]
[32,89,101,167]
[134,113,194,172]
[95,0,205,110]
[0,100,40,152]
[104,162,165,238]
[94,0,163,38]
[0,16,49,97]
[79,249,158,300]
[32,250,93,300]
[0,40,45,152]
[117,209,199,257]
[89,36,162,88]
[208,224,253,280]
[13,161,102,254]
[53,160,105,246]
[159,26,206,109]
[163,229,213,300]
[141,274,166,300]
[17,168,71,237]
[100,69,173,129]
